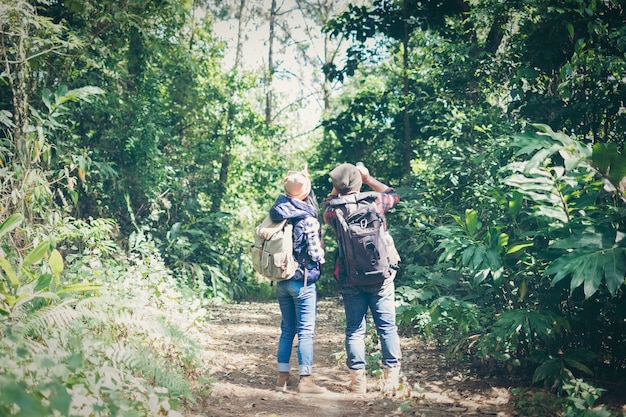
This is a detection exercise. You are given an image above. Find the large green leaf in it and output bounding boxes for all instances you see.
[0,257,19,287]
[603,249,626,295]
[510,131,554,157]
[504,173,567,221]
[464,209,479,236]
[591,142,617,175]
[493,309,568,350]
[23,241,50,269]
[0,214,23,239]
[506,242,534,255]
[591,142,626,186]
[49,249,64,279]
[508,191,523,218]
[55,282,102,295]
[546,242,625,298]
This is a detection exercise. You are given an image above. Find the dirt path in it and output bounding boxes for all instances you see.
[190,297,513,417]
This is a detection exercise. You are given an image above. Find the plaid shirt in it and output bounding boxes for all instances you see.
[300,217,325,264]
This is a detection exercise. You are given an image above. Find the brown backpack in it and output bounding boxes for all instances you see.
[329,192,400,286]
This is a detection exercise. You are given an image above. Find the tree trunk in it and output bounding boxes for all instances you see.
[402,0,412,181]
[234,0,246,71]
[322,0,333,115]
[266,0,277,125]
[485,11,507,54]
[211,0,247,212]
[3,17,30,167]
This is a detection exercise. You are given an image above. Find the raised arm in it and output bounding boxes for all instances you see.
[357,164,391,193]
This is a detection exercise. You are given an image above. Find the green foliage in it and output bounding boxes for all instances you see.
[316,0,626,400]
[428,295,482,354]
[396,265,445,336]
[562,379,615,417]
[546,231,625,298]
[33,85,105,133]
[0,214,102,318]
[3,0,295,306]
[504,124,625,298]
[446,126,622,386]
[507,0,626,147]
[0,0,93,226]
[592,143,626,187]
[510,388,565,417]
[433,208,508,285]
[0,217,211,416]
[395,124,625,396]
[320,73,404,176]
[475,308,571,366]
[530,349,595,391]
[2,0,626,407]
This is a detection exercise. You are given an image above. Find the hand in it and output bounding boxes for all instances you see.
[357,162,389,192]
[356,163,370,183]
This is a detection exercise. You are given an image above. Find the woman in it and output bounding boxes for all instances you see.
[269,170,326,394]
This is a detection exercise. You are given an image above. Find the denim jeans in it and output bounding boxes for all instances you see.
[341,279,402,370]
[276,279,317,376]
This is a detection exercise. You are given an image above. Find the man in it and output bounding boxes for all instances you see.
[322,162,402,395]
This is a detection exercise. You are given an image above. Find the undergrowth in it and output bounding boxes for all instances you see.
[0,216,213,416]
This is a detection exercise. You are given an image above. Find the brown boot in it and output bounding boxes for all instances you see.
[382,366,400,395]
[349,368,367,394]
[297,375,327,394]
[275,372,290,392]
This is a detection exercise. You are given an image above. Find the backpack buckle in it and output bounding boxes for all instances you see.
[359,218,368,229]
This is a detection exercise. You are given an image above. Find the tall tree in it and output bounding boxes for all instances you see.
[506,0,626,146]
[211,0,249,213]
[290,0,355,116]
[322,0,422,179]
[0,0,93,225]
[400,0,412,180]
[234,0,247,68]
[266,0,277,125]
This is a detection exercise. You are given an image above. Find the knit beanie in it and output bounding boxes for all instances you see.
[329,163,362,194]
[283,171,311,200]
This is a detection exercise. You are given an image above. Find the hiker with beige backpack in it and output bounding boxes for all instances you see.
[253,169,327,394]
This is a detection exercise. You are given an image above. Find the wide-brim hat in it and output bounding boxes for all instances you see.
[283,171,311,200]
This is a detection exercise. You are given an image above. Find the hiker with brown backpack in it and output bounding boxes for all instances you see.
[322,162,402,396]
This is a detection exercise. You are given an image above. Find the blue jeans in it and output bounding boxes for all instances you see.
[341,279,402,370]
[276,279,317,376]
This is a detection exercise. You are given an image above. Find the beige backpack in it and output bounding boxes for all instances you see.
[250,215,298,281]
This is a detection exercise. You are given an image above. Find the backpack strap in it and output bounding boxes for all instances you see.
[328,191,378,208]
[335,207,349,232]
[258,218,288,239]
[292,217,315,286]
[330,192,385,230]
[303,266,308,288]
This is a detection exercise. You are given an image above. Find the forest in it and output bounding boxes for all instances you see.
[1,0,625,416]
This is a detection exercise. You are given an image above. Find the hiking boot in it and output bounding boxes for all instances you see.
[297,375,327,394]
[383,366,400,395]
[275,372,290,392]
[349,368,367,394]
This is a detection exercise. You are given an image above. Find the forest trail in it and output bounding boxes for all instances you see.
[189,297,513,417]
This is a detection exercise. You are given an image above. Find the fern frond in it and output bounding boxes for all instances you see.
[104,340,192,399]
[16,299,82,337]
